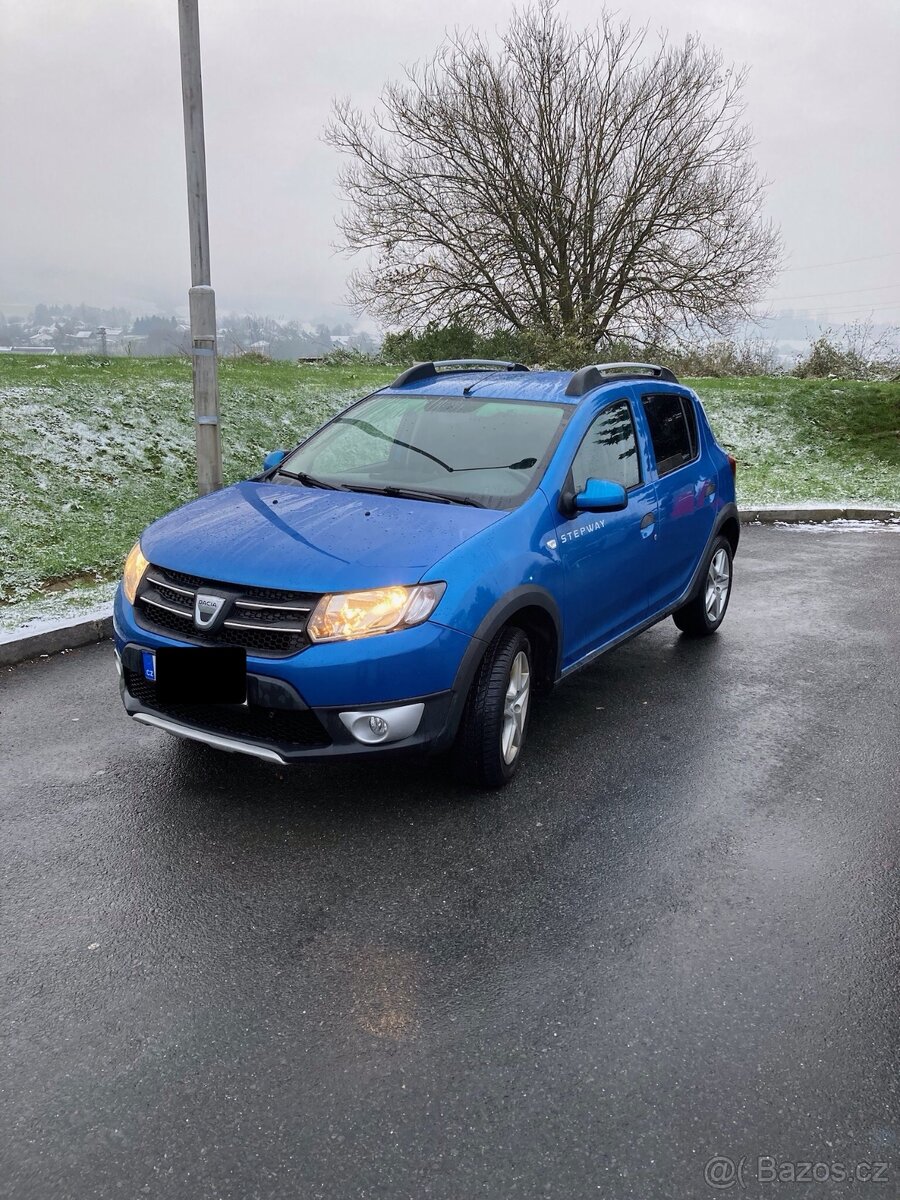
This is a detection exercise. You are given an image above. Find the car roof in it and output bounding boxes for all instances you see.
[382,369,578,405]
[380,361,683,405]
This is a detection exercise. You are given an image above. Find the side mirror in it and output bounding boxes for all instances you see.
[574,477,627,512]
[262,449,288,473]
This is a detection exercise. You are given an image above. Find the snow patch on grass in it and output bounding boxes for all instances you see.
[773,518,900,533]
[0,580,116,637]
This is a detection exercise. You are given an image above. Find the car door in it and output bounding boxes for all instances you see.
[638,388,717,610]
[555,396,657,667]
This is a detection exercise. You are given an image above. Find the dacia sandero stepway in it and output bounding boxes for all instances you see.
[116,359,739,786]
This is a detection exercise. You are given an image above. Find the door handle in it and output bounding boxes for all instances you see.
[640,511,656,538]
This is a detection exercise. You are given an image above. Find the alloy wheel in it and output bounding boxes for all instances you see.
[704,547,731,623]
[501,650,531,764]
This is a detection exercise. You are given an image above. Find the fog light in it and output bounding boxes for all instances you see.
[338,703,425,745]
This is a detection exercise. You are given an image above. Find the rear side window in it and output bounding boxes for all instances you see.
[641,393,698,476]
[570,400,641,492]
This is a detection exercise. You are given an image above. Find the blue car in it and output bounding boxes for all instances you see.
[116,359,738,786]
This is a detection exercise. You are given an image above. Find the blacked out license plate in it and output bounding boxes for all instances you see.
[150,646,247,705]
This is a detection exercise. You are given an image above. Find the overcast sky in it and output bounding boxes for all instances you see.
[2,0,898,327]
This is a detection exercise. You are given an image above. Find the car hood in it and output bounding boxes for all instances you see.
[140,480,507,592]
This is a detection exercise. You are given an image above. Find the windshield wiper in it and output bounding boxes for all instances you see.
[334,417,455,473]
[334,420,537,476]
[277,468,344,491]
[453,456,538,473]
[348,484,485,508]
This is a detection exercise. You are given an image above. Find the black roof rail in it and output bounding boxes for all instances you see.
[390,359,530,387]
[565,361,679,397]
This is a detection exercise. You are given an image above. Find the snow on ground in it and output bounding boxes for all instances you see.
[0,580,116,639]
[772,518,900,533]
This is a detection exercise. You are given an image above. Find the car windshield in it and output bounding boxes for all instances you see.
[277,392,569,509]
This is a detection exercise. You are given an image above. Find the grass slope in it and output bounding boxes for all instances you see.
[1,356,898,609]
[698,375,900,507]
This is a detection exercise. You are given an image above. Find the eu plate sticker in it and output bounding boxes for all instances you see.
[142,651,156,682]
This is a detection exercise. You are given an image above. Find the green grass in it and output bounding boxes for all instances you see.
[697,375,900,506]
[1,356,898,610]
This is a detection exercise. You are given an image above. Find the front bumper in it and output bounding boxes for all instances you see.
[117,640,459,764]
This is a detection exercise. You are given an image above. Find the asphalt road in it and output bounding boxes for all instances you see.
[3,526,899,1200]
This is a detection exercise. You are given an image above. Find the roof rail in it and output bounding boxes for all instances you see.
[390,359,530,387]
[565,362,679,397]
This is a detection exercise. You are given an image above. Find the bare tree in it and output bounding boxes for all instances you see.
[326,2,780,351]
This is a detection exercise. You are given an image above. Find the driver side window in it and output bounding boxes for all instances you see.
[570,400,641,493]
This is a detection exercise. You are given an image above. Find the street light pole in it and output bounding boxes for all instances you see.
[178,0,223,495]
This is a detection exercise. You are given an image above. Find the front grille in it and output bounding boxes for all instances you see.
[134,564,319,658]
[124,669,330,750]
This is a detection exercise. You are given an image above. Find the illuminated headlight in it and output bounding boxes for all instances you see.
[122,541,149,605]
[307,582,446,643]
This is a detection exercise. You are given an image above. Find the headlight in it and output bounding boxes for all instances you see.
[307,582,446,643]
[122,541,149,605]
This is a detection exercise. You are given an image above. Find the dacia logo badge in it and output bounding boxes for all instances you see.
[194,592,227,630]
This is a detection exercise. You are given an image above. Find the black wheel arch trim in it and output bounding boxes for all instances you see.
[716,500,741,549]
[686,503,739,599]
[435,586,563,752]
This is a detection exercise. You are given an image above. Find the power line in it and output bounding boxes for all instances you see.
[753,299,900,321]
[769,281,900,303]
[807,300,900,316]
[780,250,900,273]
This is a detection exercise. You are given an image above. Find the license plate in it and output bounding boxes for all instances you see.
[151,646,247,705]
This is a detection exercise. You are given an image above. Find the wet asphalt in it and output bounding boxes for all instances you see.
[2,526,899,1200]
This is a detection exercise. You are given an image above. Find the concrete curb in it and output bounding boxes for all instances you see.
[1,615,113,669]
[2,505,898,668]
[740,505,899,524]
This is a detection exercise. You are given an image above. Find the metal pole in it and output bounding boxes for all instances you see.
[178,0,223,495]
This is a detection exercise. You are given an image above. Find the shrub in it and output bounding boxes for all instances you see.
[320,346,375,366]
[663,337,782,377]
[793,322,900,381]
[381,321,532,365]
[380,323,787,376]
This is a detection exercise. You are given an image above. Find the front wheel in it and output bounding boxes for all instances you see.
[454,626,532,788]
[672,536,733,636]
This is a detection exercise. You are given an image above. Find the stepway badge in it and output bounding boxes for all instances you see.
[559,518,606,545]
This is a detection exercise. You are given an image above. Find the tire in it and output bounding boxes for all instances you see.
[672,535,733,637]
[454,626,533,788]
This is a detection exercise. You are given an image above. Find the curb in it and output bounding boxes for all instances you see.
[1,615,113,670]
[2,505,898,669]
[739,505,899,524]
